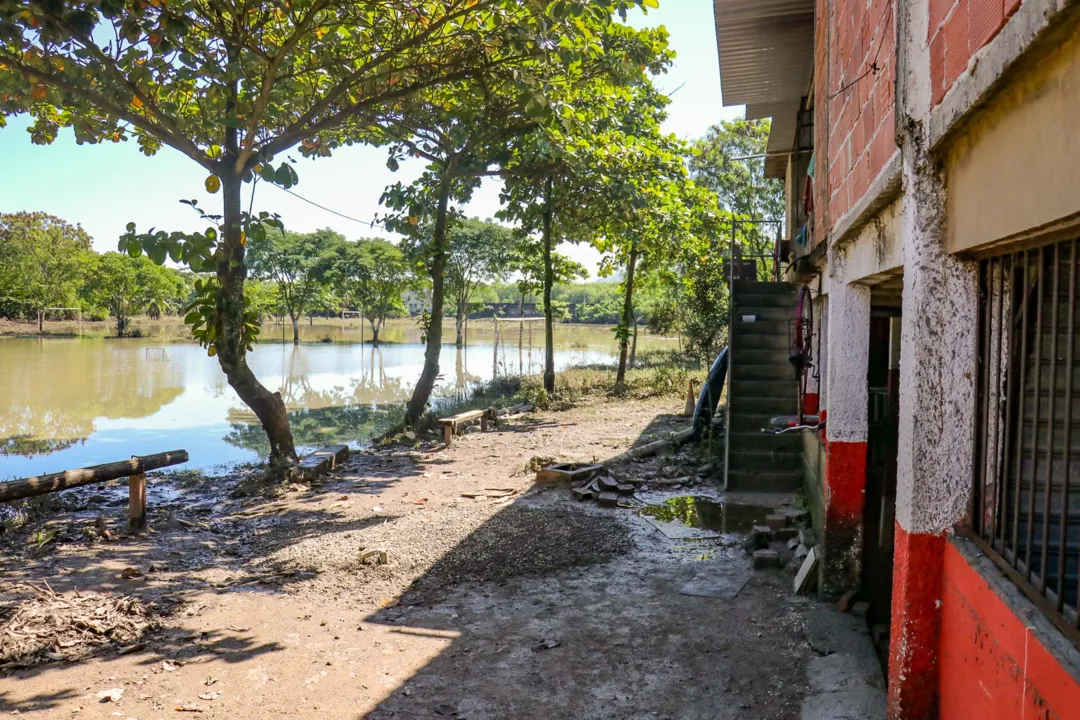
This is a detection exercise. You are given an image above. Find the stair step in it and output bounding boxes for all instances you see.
[729,412,800,432]
[729,450,803,471]
[733,293,797,308]
[726,428,803,449]
[727,469,804,492]
[733,319,790,336]
[730,380,798,399]
[730,397,800,415]
[731,334,791,351]
[736,348,797,365]
[733,306,795,322]
[733,364,797,381]
[733,280,796,295]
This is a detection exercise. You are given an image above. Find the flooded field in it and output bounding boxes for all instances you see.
[0,319,678,478]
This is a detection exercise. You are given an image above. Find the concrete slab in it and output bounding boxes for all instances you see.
[800,687,886,720]
[679,563,753,600]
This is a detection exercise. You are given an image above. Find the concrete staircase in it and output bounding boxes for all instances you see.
[727,280,804,492]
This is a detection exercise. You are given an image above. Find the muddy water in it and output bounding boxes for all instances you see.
[639,496,772,534]
[0,321,677,478]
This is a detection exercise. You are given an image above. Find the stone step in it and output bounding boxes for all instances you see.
[735,348,796,366]
[732,305,795,323]
[732,319,790,336]
[733,280,796,296]
[732,364,797,381]
[726,430,802,451]
[732,334,791,351]
[730,397,801,415]
[730,379,798,399]
[727,469,804,492]
[733,292,797,308]
[729,411,796,432]
[729,449,803,471]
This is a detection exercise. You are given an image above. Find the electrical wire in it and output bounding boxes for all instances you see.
[827,0,895,100]
[270,184,385,228]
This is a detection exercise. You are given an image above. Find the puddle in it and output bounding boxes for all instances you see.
[638,497,771,534]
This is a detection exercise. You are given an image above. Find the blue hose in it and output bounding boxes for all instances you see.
[692,347,728,439]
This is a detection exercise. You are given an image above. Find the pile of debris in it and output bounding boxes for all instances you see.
[0,583,156,669]
[536,463,641,507]
[740,512,820,593]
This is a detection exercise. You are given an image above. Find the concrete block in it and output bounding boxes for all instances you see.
[299,444,350,481]
[765,513,789,530]
[851,601,870,620]
[752,549,781,569]
[572,487,595,502]
[597,492,619,508]
[774,527,798,542]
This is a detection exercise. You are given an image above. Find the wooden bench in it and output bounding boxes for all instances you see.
[439,408,496,446]
[0,450,189,533]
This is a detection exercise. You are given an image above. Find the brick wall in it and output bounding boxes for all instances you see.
[929,0,1021,105]
[819,0,898,235]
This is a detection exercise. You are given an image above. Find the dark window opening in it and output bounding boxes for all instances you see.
[972,238,1080,649]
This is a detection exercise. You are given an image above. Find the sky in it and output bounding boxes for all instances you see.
[0,0,743,277]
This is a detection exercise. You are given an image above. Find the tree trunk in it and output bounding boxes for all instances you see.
[542,176,556,395]
[406,179,450,426]
[616,244,639,386]
[371,322,380,346]
[629,309,639,366]
[290,314,300,345]
[37,309,43,333]
[215,170,297,464]
[455,299,465,348]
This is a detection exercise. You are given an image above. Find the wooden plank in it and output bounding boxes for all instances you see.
[443,409,485,425]
[443,424,454,446]
[0,450,189,503]
[128,473,147,533]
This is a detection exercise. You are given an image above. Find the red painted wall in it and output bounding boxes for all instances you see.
[820,0,897,233]
[938,541,1080,719]
[929,0,1020,106]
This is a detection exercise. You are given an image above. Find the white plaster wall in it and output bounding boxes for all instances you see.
[819,295,829,410]
[831,198,905,285]
[894,147,980,535]
[825,279,871,442]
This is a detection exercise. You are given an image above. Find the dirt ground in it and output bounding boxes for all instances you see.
[1,396,815,719]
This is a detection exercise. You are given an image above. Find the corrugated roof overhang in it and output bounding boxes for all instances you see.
[714,0,814,177]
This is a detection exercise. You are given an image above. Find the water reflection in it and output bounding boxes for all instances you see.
[0,325,677,477]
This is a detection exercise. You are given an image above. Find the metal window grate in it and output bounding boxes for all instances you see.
[972,238,1080,649]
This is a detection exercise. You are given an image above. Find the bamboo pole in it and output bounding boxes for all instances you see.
[0,450,189,503]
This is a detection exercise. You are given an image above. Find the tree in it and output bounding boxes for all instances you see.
[689,119,785,269]
[0,212,93,331]
[499,71,684,392]
[87,251,185,336]
[247,226,342,345]
[446,218,514,347]
[330,238,413,345]
[379,13,664,424]
[0,0,656,465]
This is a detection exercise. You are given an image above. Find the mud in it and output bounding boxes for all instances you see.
[1,396,814,719]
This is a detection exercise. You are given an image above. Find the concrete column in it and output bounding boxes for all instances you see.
[887,3,980,714]
[822,276,871,598]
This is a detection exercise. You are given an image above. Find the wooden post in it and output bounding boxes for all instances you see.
[128,472,147,533]
[443,423,453,446]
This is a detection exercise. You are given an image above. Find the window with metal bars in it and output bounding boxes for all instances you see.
[972,237,1080,649]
